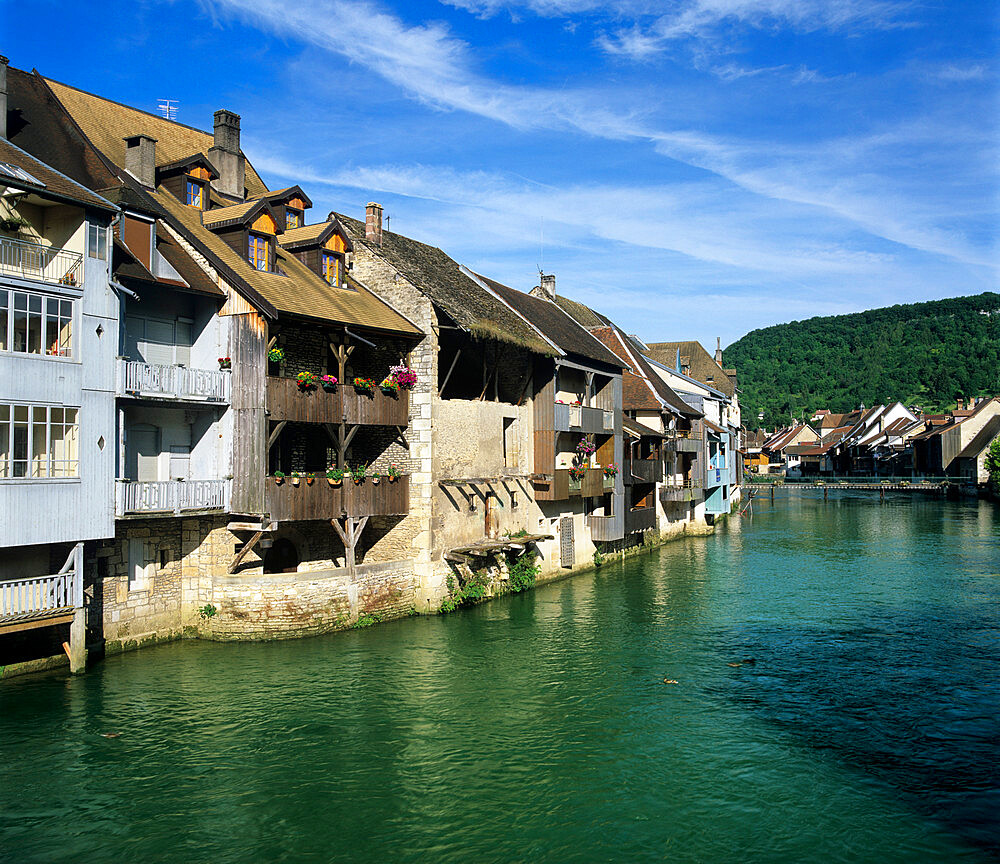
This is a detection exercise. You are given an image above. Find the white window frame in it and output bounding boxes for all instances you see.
[87,221,107,260]
[0,402,80,479]
[0,286,76,359]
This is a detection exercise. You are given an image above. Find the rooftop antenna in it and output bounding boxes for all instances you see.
[385,213,391,233]
[157,99,179,121]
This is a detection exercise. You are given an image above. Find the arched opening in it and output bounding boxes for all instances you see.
[263,538,299,574]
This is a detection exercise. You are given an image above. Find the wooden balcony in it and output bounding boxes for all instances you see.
[267,377,409,426]
[532,467,606,501]
[266,475,409,522]
[554,402,614,434]
[660,479,699,503]
[586,512,624,541]
[625,506,656,534]
[625,459,663,485]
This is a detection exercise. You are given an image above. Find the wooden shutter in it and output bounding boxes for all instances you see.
[559,516,574,568]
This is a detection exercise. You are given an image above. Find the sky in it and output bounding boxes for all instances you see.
[3,0,997,348]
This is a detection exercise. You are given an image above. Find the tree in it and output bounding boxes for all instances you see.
[985,439,1000,490]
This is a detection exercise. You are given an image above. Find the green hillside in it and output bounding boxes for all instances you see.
[723,293,1000,427]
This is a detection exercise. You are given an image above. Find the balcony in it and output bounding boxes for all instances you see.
[0,569,79,628]
[660,479,700,503]
[626,459,663,485]
[118,360,230,403]
[705,462,728,488]
[267,377,409,426]
[554,402,614,434]
[532,467,606,501]
[586,512,624,542]
[265,475,409,522]
[0,235,84,287]
[625,506,657,534]
[116,479,231,516]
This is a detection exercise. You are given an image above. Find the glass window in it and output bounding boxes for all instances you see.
[1,288,74,357]
[87,222,107,260]
[0,403,79,479]
[186,180,204,209]
[286,209,301,228]
[248,233,270,271]
[322,253,340,285]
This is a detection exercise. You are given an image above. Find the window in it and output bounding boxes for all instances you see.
[248,233,270,271]
[186,180,204,209]
[0,403,79,478]
[0,288,73,357]
[286,208,301,228]
[87,223,107,260]
[322,252,340,285]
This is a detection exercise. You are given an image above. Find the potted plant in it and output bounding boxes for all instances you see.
[379,377,400,397]
[350,464,367,485]
[353,377,376,397]
[0,214,31,232]
[326,467,344,487]
[290,471,301,487]
[603,462,618,488]
[387,463,403,482]
[371,472,381,485]
[268,346,285,364]
[296,371,317,391]
[273,470,285,485]
[306,473,316,486]
[320,374,338,392]
[389,364,418,389]
[569,463,588,489]
[218,356,232,370]
[576,437,597,457]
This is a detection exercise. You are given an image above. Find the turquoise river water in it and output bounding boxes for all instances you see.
[1,492,998,863]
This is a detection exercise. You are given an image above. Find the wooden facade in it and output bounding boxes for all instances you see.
[265,476,409,522]
[267,377,409,426]
[230,311,268,515]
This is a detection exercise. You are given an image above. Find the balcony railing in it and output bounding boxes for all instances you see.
[532,467,606,501]
[116,479,231,516]
[0,235,83,286]
[266,475,409,522]
[554,402,614,434]
[118,360,230,402]
[625,506,657,534]
[267,376,409,426]
[660,479,700,503]
[586,512,624,542]
[0,570,78,622]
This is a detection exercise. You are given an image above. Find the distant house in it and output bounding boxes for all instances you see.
[912,397,1000,476]
[951,415,1000,485]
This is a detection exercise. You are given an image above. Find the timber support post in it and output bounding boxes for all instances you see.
[331,515,369,578]
[68,542,85,674]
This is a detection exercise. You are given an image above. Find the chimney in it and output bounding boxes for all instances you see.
[0,56,7,139]
[365,202,383,246]
[208,109,245,199]
[715,337,723,366]
[956,397,964,411]
[123,134,157,188]
[539,272,556,300]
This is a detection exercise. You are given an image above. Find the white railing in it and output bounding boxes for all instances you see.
[0,235,83,286]
[0,544,82,620]
[118,360,230,402]
[116,479,231,516]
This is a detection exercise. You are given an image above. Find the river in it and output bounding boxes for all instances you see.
[1,492,998,863]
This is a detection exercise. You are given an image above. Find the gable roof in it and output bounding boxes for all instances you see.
[644,340,735,399]
[159,191,420,334]
[0,136,115,211]
[280,218,352,252]
[335,212,551,355]
[202,198,280,231]
[550,293,610,329]
[256,186,313,209]
[589,325,699,417]
[42,76,269,197]
[623,416,665,438]
[956,415,1000,460]
[156,152,219,180]
[474,275,624,370]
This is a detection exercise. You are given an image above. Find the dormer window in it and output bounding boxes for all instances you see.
[186,179,205,209]
[249,233,270,271]
[286,208,302,229]
[322,252,340,285]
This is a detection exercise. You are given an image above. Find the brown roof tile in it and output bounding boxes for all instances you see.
[0,137,115,211]
[644,340,735,399]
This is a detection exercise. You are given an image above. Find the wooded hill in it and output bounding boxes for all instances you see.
[723,293,1000,427]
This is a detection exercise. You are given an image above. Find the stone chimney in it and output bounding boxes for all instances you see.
[539,273,556,300]
[365,202,383,246]
[956,397,964,411]
[124,134,157,188]
[208,110,245,199]
[715,337,723,366]
[0,56,7,139]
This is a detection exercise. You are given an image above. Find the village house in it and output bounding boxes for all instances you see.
[912,397,1000,480]
[0,55,119,674]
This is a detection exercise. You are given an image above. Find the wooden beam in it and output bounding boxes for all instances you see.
[267,335,277,350]
[229,530,264,573]
[0,612,75,636]
[267,420,287,451]
[438,347,462,398]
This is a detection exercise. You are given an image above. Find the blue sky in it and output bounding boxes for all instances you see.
[4,0,997,347]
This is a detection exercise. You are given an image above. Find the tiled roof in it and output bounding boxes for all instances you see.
[0,137,115,211]
[645,340,735,399]
[201,200,268,228]
[551,294,610,329]
[155,227,225,297]
[159,191,421,334]
[335,213,551,355]
[280,222,331,246]
[43,76,269,197]
[475,276,625,369]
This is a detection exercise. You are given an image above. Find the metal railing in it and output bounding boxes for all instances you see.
[0,235,83,286]
[116,479,230,516]
[118,360,230,402]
